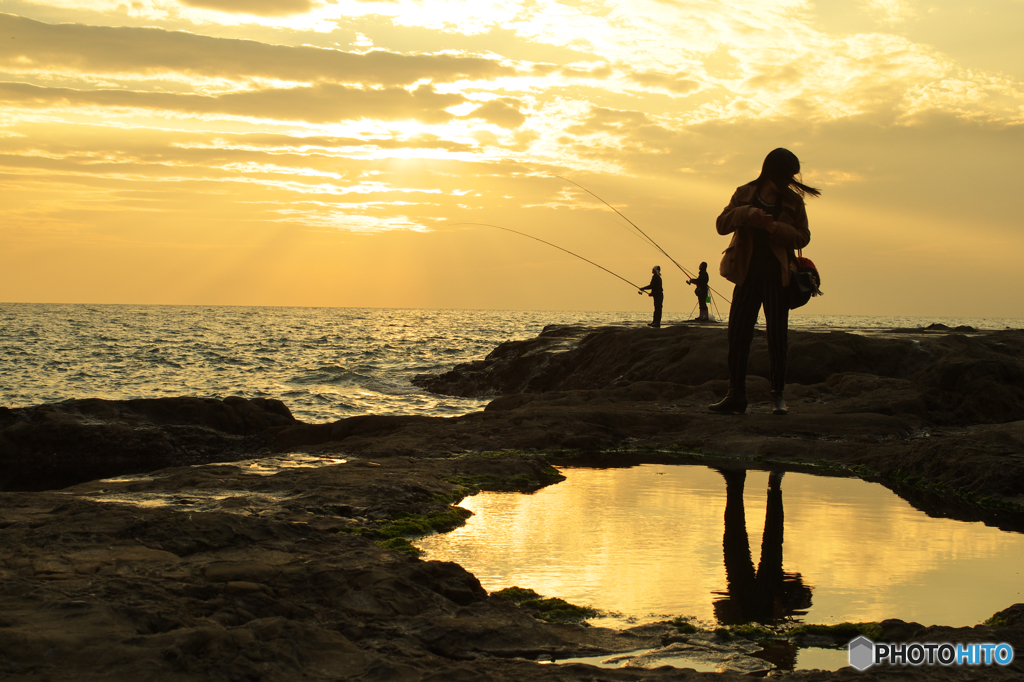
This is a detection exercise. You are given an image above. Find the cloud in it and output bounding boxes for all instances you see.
[467,98,526,128]
[564,106,652,135]
[178,0,316,16]
[0,13,514,86]
[628,70,701,94]
[561,63,613,79]
[274,209,430,233]
[865,0,914,25]
[0,81,464,125]
[191,131,479,153]
[744,64,803,90]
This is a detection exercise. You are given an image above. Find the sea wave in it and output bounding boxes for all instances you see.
[1,303,1021,423]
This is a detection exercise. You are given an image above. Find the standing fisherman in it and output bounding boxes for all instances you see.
[638,265,664,328]
[688,262,710,321]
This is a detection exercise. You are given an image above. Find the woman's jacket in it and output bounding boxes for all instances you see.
[716,183,810,287]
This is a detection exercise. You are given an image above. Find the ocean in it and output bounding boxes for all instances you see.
[2,303,1021,424]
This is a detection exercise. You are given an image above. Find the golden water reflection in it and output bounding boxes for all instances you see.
[416,464,1024,628]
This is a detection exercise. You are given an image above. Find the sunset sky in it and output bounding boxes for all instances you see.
[1,1,1021,318]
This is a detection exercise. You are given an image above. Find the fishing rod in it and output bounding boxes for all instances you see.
[555,175,732,306]
[556,175,694,279]
[453,222,645,291]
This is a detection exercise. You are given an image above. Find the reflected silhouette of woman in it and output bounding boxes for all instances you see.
[712,469,812,626]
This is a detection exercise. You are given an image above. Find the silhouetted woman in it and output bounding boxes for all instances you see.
[709,149,820,415]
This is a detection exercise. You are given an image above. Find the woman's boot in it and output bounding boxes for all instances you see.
[709,390,747,414]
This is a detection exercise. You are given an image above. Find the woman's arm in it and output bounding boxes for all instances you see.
[767,202,810,250]
[716,188,761,236]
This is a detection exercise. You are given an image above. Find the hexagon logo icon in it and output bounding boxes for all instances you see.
[848,636,875,671]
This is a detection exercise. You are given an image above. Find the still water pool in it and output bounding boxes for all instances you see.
[418,464,1024,630]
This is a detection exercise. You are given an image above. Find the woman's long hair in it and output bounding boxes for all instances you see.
[757,148,821,199]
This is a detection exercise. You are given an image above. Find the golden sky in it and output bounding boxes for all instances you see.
[1,0,1022,317]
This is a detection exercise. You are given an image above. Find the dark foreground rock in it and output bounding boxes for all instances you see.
[415,323,1024,427]
[0,458,674,681]
[0,396,297,491]
[2,323,1024,680]
[2,456,1023,681]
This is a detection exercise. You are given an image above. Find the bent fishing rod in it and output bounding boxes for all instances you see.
[555,175,732,306]
[452,222,645,291]
[555,175,693,278]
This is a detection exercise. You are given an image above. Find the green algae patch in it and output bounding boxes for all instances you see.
[491,586,597,623]
[729,624,777,640]
[984,613,1010,627]
[475,449,577,460]
[520,597,599,623]
[661,618,866,644]
[377,507,472,538]
[667,616,699,633]
[375,537,422,557]
[615,445,708,459]
[789,622,883,642]
[340,506,473,555]
[421,488,477,506]
[491,586,543,603]
[660,618,874,644]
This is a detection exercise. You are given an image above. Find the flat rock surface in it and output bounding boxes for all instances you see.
[2,322,1024,680]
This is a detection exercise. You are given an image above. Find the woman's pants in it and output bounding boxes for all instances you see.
[727,274,789,393]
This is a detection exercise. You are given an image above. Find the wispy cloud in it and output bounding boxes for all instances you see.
[179,0,317,16]
[0,13,514,86]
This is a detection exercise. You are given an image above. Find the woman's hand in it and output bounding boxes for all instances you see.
[750,207,775,231]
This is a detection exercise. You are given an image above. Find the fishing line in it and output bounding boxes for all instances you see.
[555,175,733,307]
[555,175,693,278]
[453,222,645,291]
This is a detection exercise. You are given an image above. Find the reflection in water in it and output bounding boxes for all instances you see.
[713,469,812,626]
[74,453,346,513]
[417,464,1024,629]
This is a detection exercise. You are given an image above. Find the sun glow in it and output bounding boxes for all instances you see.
[0,1,1022,315]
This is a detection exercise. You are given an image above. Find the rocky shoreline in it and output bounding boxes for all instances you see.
[2,322,1024,680]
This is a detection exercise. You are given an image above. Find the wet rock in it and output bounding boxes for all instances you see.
[0,396,296,491]
[4,323,1024,681]
[415,325,1024,430]
[6,326,1024,514]
[0,451,1022,681]
[612,636,772,673]
[415,326,943,396]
